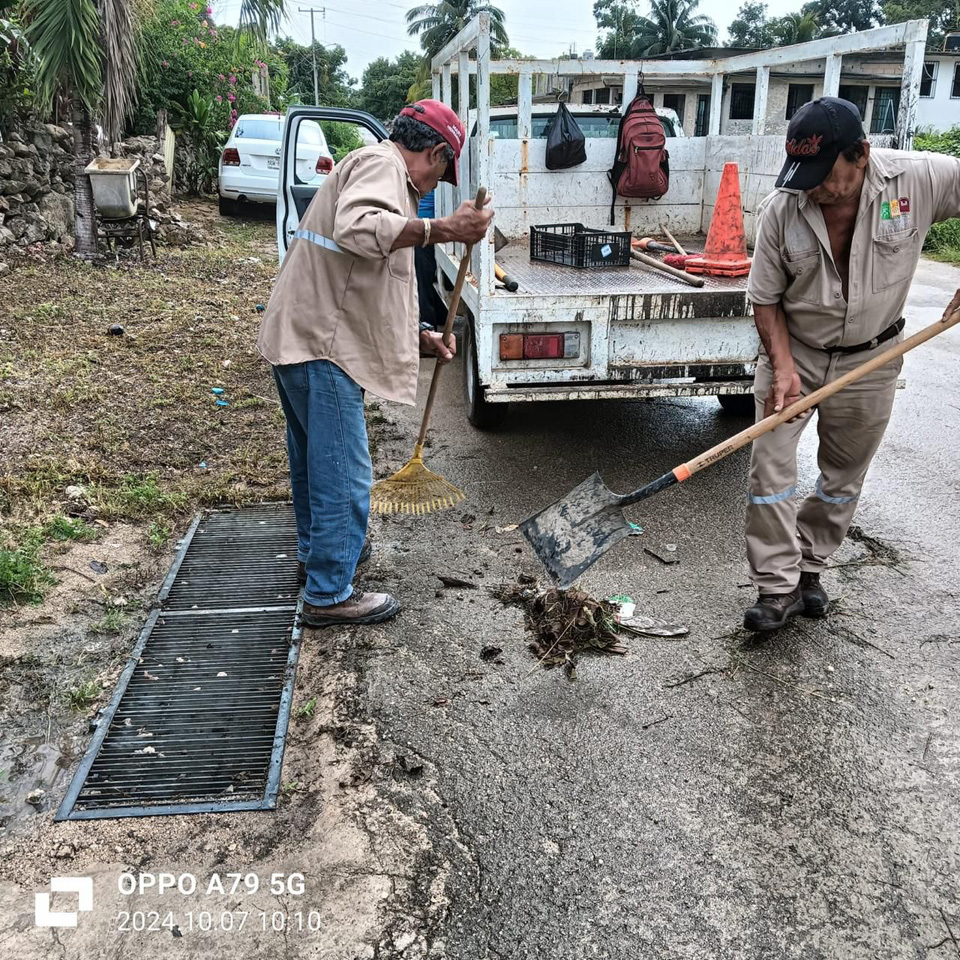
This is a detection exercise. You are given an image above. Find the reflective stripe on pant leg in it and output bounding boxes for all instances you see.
[749,485,797,505]
[814,476,857,504]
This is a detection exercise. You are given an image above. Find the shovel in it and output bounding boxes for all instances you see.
[521,300,960,587]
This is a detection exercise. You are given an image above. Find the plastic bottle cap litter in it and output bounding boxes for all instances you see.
[216,399,229,407]
[211,387,225,395]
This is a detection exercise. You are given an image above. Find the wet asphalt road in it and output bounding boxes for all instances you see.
[361,259,960,959]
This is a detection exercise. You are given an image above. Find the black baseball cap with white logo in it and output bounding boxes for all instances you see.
[776,97,866,190]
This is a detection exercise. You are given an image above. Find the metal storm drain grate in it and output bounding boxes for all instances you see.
[56,504,303,820]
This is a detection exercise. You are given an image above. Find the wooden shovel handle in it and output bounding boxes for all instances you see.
[630,249,704,288]
[675,305,960,482]
[416,187,488,449]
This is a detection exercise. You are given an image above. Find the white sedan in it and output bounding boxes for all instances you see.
[218,113,333,216]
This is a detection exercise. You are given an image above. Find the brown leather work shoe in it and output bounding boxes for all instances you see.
[300,591,399,628]
[743,589,804,632]
[298,538,372,587]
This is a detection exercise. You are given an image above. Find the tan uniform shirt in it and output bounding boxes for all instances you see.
[748,148,960,349]
[257,140,421,405]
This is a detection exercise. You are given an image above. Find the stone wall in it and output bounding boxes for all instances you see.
[0,120,75,251]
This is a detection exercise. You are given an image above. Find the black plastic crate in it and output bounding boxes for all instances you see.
[530,223,631,269]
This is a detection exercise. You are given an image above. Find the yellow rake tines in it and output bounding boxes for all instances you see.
[369,447,466,516]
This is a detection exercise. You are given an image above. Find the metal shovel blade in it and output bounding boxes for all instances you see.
[519,472,633,588]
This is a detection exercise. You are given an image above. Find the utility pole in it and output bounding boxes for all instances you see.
[299,6,325,105]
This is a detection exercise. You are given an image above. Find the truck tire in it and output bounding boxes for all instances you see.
[218,195,236,217]
[463,320,507,429]
[717,392,756,417]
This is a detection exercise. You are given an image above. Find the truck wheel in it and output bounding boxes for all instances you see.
[463,320,507,429]
[717,392,756,417]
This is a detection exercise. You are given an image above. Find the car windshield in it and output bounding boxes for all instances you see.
[233,119,283,141]
[486,113,676,138]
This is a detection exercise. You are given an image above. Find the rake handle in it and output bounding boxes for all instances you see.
[630,249,704,288]
[617,302,960,508]
[416,187,488,450]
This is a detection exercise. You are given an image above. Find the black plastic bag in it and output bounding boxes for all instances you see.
[544,102,587,171]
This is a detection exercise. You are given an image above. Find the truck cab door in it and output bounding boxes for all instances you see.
[276,106,389,264]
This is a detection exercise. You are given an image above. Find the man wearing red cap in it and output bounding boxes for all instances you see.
[258,99,493,628]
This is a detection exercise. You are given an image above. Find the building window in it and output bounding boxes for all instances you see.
[870,86,901,134]
[729,83,755,121]
[838,84,868,120]
[785,83,814,120]
[920,61,938,98]
[662,93,686,123]
[952,63,960,98]
[594,87,611,105]
[694,93,711,136]
[582,89,593,104]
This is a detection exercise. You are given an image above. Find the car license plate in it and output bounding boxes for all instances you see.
[267,158,279,170]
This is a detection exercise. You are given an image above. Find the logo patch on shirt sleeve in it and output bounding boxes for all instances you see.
[899,196,910,213]
[880,201,891,221]
[889,199,901,218]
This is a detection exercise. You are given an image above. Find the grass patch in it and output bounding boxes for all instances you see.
[42,514,99,543]
[0,538,53,605]
[916,129,960,263]
[147,521,172,551]
[93,607,128,635]
[63,680,101,710]
[294,696,317,720]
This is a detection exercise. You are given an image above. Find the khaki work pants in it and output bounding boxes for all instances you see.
[745,334,903,594]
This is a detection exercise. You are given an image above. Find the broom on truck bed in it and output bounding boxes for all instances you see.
[369,188,487,516]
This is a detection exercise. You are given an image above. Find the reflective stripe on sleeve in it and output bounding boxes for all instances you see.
[293,229,344,254]
[748,485,796,505]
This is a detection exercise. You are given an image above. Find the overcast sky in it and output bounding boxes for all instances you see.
[211,0,807,81]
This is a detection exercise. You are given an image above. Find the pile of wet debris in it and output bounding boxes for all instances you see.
[492,584,687,680]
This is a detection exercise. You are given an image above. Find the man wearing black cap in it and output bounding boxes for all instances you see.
[743,96,960,631]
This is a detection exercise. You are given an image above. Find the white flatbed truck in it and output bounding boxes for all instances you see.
[276,15,927,428]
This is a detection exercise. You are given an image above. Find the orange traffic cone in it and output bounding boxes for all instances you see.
[685,162,752,278]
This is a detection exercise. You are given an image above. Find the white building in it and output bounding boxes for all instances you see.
[552,44,960,137]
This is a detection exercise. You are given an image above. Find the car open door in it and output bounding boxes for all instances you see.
[276,106,389,263]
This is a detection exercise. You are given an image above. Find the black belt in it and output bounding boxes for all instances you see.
[826,317,905,355]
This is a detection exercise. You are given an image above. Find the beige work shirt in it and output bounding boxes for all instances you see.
[748,148,960,349]
[257,140,421,405]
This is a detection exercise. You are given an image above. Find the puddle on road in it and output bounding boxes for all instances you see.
[0,734,78,831]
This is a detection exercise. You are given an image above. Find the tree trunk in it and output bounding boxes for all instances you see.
[72,101,99,260]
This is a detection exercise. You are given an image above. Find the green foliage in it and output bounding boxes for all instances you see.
[882,0,960,48]
[915,128,960,261]
[727,2,773,46]
[0,14,34,130]
[294,696,317,719]
[42,515,98,542]
[93,607,128,634]
[324,121,364,162]
[359,51,421,121]
[800,0,883,33]
[406,1,509,57]
[491,47,531,106]
[147,520,171,550]
[274,36,356,107]
[595,0,717,58]
[63,680,101,710]
[131,0,289,138]
[170,88,224,193]
[98,473,188,519]
[726,3,826,46]
[0,535,52,606]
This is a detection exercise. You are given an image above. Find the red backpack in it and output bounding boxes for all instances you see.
[608,93,669,224]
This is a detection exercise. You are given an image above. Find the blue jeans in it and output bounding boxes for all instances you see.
[272,360,371,606]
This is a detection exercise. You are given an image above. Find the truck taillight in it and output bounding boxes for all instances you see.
[499,333,580,361]
[316,156,334,174]
[221,148,241,166]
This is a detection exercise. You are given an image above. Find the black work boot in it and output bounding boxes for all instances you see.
[299,538,372,587]
[743,589,804,632]
[799,571,829,618]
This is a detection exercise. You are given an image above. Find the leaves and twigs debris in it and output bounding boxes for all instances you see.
[480,645,504,663]
[644,545,679,565]
[641,714,672,730]
[437,574,478,590]
[727,653,851,707]
[492,584,630,680]
[89,560,108,575]
[495,523,518,534]
[395,755,424,778]
[664,666,727,688]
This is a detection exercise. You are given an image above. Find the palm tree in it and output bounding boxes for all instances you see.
[21,0,285,258]
[769,12,821,46]
[406,1,509,58]
[619,0,717,57]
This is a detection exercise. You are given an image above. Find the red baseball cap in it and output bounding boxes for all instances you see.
[399,99,465,185]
